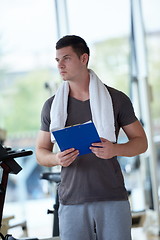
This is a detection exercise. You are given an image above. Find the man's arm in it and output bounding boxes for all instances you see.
[90,120,148,159]
[36,130,79,167]
[115,120,148,157]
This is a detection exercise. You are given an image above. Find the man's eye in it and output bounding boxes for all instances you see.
[64,57,70,61]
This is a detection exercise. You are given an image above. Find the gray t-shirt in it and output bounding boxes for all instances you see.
[40,86,137,204]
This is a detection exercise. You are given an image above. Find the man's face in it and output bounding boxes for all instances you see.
[55,46,86,81]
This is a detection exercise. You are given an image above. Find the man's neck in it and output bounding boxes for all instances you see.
[68,70,90,101]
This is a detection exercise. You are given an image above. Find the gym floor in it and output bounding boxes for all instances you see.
[132,228,160,240]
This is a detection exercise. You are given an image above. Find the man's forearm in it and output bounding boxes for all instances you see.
[36,148,59,167]
[114,136,148,157]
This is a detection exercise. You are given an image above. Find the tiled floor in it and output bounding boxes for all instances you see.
[132,228,160,240]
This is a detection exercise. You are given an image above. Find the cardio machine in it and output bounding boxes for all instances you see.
[0,144,60,240]
[0,144,36,240]
[40,172,60,237]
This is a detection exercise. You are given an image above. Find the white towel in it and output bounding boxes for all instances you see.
[50,69,116,143]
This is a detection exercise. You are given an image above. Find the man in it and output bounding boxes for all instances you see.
[36,35,148,240]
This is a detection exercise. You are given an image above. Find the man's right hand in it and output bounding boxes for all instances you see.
[36,131,79,167]
[55,148,79,167]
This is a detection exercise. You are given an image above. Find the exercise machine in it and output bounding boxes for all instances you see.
[0,144,61,240]
[0,144,37,240]
[40,172,60,237]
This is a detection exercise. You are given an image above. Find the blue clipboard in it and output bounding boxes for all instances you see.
[52,121,101,156]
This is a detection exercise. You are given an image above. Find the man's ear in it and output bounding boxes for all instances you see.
[81,53,89,65]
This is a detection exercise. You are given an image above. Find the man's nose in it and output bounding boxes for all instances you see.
[58,60,65,68]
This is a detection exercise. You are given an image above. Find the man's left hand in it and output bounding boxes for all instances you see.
[90,137,115,159]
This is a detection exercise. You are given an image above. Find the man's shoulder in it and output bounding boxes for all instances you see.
[104,84,133,110]
[104,84,127,98]
[41,95,55,117]
[43,95,55,108]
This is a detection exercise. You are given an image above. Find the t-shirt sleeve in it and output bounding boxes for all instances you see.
[117,91,138,127]
[40,96,53,132]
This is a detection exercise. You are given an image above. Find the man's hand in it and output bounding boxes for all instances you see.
[90,138,115,159]
[55,148,79,167]
[90,120,148,159]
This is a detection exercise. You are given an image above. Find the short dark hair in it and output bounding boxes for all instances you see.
[56,35,90,58]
